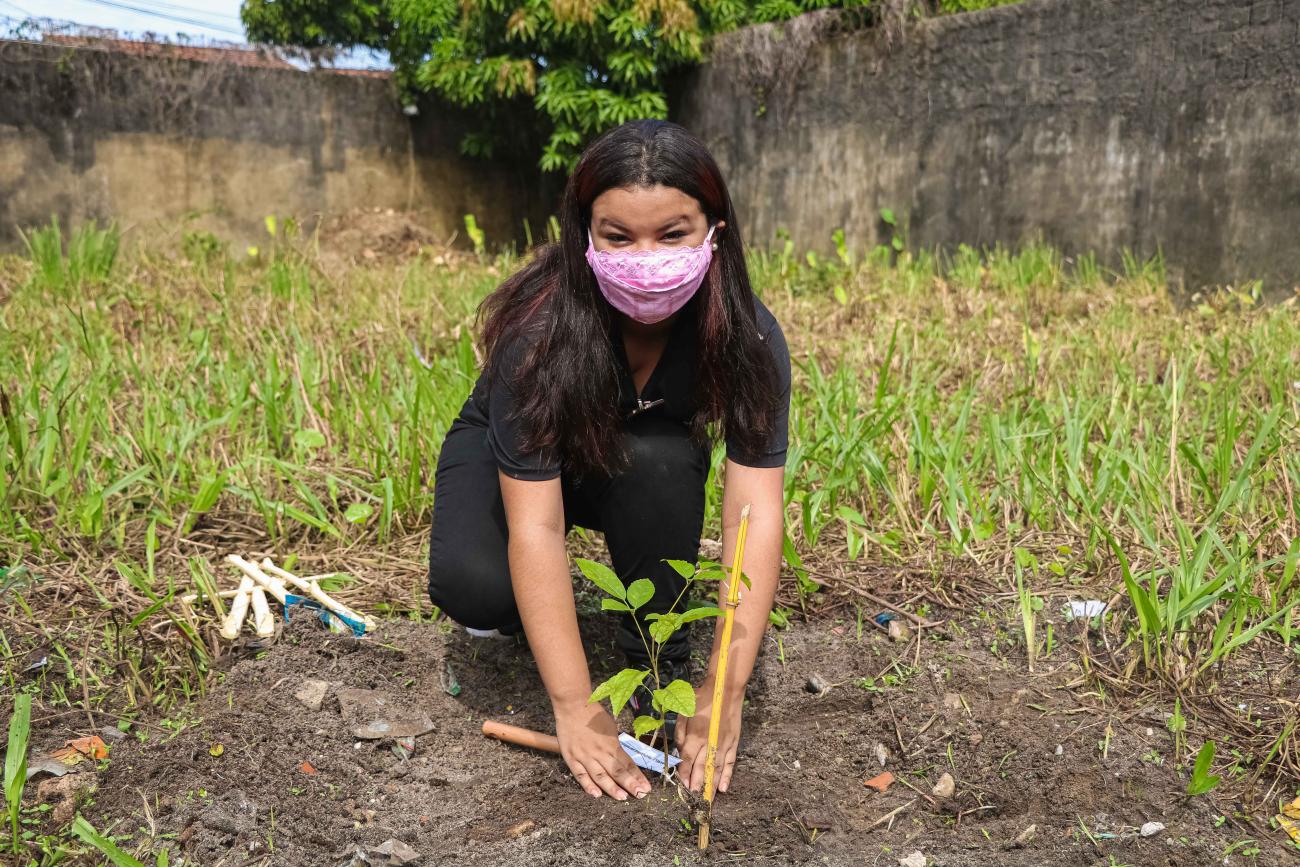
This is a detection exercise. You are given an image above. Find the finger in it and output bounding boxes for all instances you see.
[571,763,602,798]
[607,752,650,798]
[586,763,630,801]
[676,737,701,790]
[719,750,738,793]
[688,745,710,792]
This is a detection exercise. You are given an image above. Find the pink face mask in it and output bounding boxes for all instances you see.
[585,224,716,324]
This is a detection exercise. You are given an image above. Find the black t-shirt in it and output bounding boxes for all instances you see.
[452,293,792,481]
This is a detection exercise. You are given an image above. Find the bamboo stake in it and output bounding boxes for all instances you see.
[698,502,751,850]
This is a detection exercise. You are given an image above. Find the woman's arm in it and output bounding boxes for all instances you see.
[498,471,651,801]
[676,459,785,792]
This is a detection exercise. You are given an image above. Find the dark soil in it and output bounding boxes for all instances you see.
[67,604,1295,866]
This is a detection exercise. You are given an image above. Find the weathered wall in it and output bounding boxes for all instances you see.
[672,0,1300,291]
[0,40,548,252]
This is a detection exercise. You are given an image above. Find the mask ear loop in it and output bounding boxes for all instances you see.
[706,223,718,251]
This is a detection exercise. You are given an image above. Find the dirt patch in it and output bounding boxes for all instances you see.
[315,209,447,268]
[73,607,1293,866]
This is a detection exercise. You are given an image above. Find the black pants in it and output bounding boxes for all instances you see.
[427,413,708,664]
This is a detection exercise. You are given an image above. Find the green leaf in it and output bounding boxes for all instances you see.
[633,715,663,737]
[679,606,723,624]
[625,578,654,610]
[601,598,632,613]
[5,693,31,823]
[70,816,147,867]
[663,559,696,580]
[880,208,896,225]
[648,613,682,644]
[652,679,696,716]
[1187,741,1221,795]
[589,668,648,716]
[575,558,625,601]
[343,502,373,524]
[293,429,326,451]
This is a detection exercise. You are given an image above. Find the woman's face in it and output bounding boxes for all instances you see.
[588,184,724,253]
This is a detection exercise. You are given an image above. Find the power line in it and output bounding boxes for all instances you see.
[100,0,243,24]
[0,0,36,17]
[66,0,245,35]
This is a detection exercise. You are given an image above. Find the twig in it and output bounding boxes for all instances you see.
[866,798,916,831]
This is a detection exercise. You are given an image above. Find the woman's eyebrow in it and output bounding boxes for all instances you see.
[597,216,689,232]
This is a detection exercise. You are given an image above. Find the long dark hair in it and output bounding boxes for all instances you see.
[478,119,779,477]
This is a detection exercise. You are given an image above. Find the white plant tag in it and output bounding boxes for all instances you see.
[618,732,681,773]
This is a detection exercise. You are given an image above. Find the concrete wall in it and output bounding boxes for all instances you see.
[672,0,1300,291]
[0,40,548,252]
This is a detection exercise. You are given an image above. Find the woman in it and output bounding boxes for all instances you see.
[427,119,790,803]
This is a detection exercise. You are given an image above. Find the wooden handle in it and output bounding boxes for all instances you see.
[226,555,288,605]
[219,577,254,640]
[250,586,274,637]
[260,558,377,631]
[482,720,560,754]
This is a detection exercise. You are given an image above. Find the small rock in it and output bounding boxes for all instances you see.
[899,852,927,867]
[942,692,963,710]
[887,620,910,642]
[294,679,329,711]
[372,838,419,863]
[792,760,801,770]
[506,819,535,838]
[1140,821,1165,837]
[932,772,955,799]
[968,732,984,747]
[874,742,889,766]
[1005,823,1037,849]
[805,673,829,696]
[1054,744,1064,756]
[36,774,94,826]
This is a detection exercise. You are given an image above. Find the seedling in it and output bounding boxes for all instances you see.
[1187,740,1221,795]
[5,693,31,855]
[575,557,731,763]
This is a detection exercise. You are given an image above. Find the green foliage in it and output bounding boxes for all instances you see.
[70,815,161,866]
[242,0,1014,171]
[1187,741,1221,795]
[578,556,726,763]
[18,217,119,295]
[5,694,31,855]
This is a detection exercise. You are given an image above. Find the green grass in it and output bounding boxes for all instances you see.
[0,219,1297,804]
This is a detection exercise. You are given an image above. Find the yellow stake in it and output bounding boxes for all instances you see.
[698,502,751,850]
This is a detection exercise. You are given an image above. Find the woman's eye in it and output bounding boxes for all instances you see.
[663,231,686,240]
[606,233,629,243]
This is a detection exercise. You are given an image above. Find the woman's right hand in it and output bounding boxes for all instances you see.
[554,701,651,800]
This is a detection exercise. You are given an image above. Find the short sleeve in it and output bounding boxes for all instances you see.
[485,334,562,481]
[725,312,791,469]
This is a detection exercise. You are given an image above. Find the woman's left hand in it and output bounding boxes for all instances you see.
[675,679,745,794]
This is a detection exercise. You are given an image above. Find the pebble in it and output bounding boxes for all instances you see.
[931,772,955,799]
[804,674,829,696]
[1140,821,1165,837]
[1054,744,1064,756]
[887,620,911,642]
[294,679,330,712]
[899,852,927,867]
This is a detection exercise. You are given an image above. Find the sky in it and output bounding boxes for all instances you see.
[2,0,388,66]
[12,0,248,42]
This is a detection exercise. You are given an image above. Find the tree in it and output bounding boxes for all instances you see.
[242,0,868,172]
